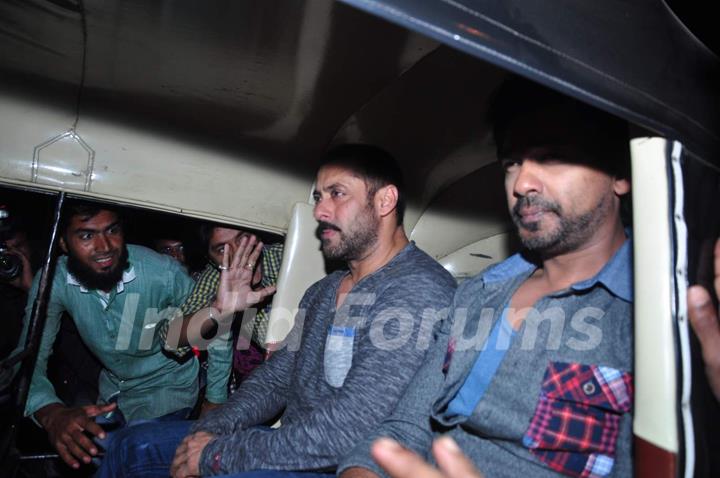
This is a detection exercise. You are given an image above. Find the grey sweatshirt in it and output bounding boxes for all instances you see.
[192,242,456,475]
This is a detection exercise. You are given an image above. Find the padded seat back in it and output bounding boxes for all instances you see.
[265,202,326,347]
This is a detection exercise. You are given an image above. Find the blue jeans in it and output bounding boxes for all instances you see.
[216,472,333,478]
[94,417,192,478]
[95,419,333,478]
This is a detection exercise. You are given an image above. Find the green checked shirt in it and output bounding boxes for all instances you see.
[21,245,198,422]
[159,242,284,403]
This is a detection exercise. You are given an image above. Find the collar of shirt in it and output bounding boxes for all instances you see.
[481,236,633,303]
[66,265,137,294]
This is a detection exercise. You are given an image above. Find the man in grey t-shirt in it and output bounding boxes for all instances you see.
[340,78,634,478]
[97,144,456,478]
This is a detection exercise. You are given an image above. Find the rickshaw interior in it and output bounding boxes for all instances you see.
[0,0,718,476]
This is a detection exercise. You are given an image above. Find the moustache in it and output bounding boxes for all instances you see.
[512,195,561,219]
[316,221,341,237]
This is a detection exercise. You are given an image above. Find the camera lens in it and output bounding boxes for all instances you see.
[0,251,22,282]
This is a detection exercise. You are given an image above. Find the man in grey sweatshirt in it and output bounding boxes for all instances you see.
[97,144,456,478]
[339,78,634,478]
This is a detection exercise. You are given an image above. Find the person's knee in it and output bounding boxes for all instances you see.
[99,419,191,478]
[104,423,154,466]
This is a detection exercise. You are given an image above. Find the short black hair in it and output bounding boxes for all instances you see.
[60,200,122,237]
[320,144,406,226]
[488,76,630,180]
[198,223,251,249]
[199,223,217,248]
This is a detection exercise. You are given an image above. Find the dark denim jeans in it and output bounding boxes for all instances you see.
[95,419,332,478]
[216,472,333,478]
[95,420,191,478]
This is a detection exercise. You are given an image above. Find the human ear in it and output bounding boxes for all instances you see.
[376,185,399,218]
[59,236,68,254]
[613,177,630,196]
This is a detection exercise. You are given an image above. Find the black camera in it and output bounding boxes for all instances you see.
[0,207,23,283]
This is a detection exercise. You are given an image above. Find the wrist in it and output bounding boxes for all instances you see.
[209,304,234,324]
[35,403,64,429]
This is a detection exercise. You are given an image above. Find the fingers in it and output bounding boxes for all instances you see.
[246,240,263,271]
[231,235,253,270]
[83,419,108,440]
[688,285,720,366]
[66,428,97,465]
[171,457,186,478]
[221,242,231,271]
[215,237,268,313]
[171,434,205,478]
[171,458,187,478]
[251,285,276,302]
[171,441,188,477]
[192,431,214,442]
[238,235,255,269]
[50,407,108,468]
[56,425,97,468]
[433,437,484,478]
[372,438,441,478]
[55,441,81,469]
[82,403,116,439]
[372,437,484,478]
[714,238,720,297]
[228,236,263,273]
[84,402,117,417]
[5,244,30,262]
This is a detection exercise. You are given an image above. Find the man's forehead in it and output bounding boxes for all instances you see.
[70,210,119,229]
[210,227,248,244]
[503,143,582,158]
[501,106,596,152]
[315,165,366,189]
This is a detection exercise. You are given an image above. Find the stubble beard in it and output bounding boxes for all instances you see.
[321,204,380,262]
[512,194,611,257]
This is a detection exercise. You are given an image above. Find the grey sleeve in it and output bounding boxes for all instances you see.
[189,281,324,436]
[190,345,296,436]
[199,272,455,475]
[337,292,457,476]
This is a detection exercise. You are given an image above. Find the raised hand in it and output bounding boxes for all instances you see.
[213,235,276,316]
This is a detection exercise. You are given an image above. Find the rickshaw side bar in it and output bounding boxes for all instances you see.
[14,192,65,414]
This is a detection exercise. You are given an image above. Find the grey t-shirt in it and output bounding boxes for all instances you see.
[192,242,456,475]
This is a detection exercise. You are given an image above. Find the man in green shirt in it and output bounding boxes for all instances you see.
[20,201,198,470]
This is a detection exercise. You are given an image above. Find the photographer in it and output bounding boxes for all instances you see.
[0,209,34,366]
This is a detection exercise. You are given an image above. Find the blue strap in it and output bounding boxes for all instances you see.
[446,310,515,417]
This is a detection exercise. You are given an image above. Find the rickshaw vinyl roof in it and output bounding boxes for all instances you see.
[0,0,717,232]
[341,0,720,162]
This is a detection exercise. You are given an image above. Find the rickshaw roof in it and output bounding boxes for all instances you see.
[341,0,719,161]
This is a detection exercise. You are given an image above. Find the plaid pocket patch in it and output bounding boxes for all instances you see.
[522,362,633,478]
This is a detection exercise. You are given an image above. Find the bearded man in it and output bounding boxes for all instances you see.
[98,144,457,478]
[18,202,198,470]
[340,77,634,478]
